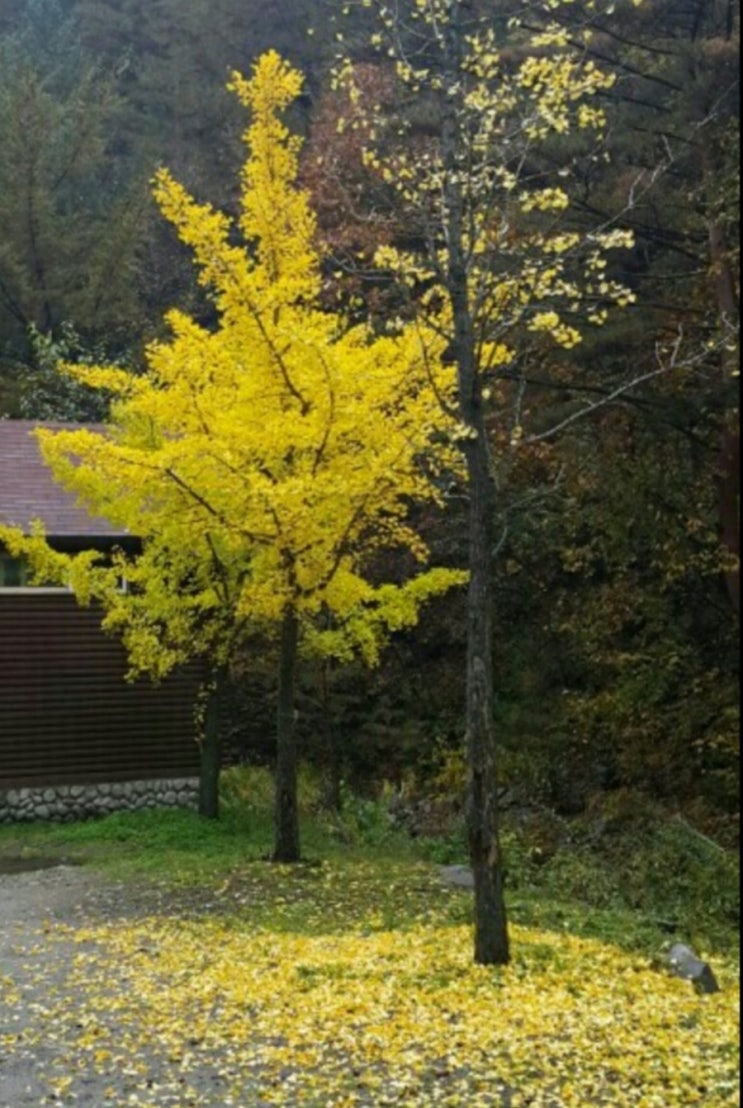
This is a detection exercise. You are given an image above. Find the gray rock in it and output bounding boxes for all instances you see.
[439,865,475,889]
[668,943,720,994]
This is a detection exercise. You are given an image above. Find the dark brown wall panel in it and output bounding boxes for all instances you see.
[0,593,201,787]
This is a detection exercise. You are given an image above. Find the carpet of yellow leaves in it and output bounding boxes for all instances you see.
[6,894,737,1107]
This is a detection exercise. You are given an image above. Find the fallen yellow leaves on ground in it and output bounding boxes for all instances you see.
[8,904,737,1107]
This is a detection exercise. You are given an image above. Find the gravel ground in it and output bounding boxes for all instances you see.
[0,864,151,1107]
[1,865,104,1105]
[0,864,250,1107]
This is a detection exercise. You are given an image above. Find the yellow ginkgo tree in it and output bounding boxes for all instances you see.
[1,51,464,861]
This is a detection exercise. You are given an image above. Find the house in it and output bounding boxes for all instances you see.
[0,420,201,823]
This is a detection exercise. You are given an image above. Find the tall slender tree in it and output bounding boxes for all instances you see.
[338,0,637,963]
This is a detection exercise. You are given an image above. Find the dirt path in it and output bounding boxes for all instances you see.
[0,865,260,1107]
[0,862,102,929]
[0,865,129,1106]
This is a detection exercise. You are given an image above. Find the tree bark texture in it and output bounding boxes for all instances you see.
[198,671,223,820]
[707,218,740,618]
[273,606,301,861]
[463,431,510,966]
[321,659,343,812]
[440,6,509,964]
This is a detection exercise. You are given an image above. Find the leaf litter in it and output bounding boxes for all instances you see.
[0,860,738,1106]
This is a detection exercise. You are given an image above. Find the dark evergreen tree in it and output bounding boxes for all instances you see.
[0,0,150,417]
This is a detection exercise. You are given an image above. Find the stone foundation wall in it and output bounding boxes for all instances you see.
[0,777,199,824]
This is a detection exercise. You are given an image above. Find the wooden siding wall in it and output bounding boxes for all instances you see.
[0,592,201,787]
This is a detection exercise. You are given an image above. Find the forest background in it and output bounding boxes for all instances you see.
[0,0,739,849]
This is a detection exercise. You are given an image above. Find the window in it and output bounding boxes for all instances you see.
[0,555,29,587]
[0,553,69,591]
[0,551,126,592]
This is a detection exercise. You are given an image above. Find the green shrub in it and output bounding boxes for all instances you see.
[219,763,324,819]
[327,785,405,849]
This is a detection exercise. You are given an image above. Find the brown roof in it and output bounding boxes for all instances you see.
[0,420,126,538]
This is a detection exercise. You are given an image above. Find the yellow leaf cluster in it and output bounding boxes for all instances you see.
[338,0,636,366]
[10,891,737,1107]
[13,52,463,678]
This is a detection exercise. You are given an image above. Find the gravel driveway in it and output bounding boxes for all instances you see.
[1,865,117,1106]
[0,864,252,1107]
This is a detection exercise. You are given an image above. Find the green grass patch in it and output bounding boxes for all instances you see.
[0,767,738,962]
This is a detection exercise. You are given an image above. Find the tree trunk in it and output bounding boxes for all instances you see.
[697,73,739,618]
[273,607,301,861]
[718,425,739,617]
[440,5,510,966]
[321,658,343,812]
[463,432,510,965]
[707,218,740,618]
[198,671,223,820]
